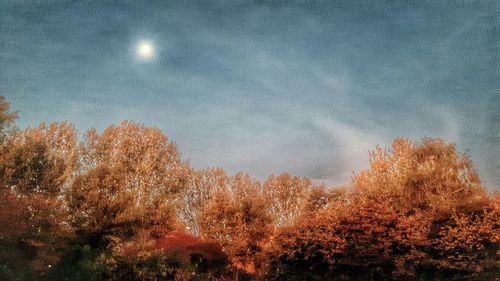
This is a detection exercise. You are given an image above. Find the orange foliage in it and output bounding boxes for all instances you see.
[198,173,272,274]
[270,199,400,279]
[263,173,312,227]
[268,138,498,280]
[0,96,497,280]
[179,168,229,235]
[353,138,486,212]
[0,96,17,134]
[107,231,229,280]
[155,232,228,271]
[67,122,190,245]
[429,199,499,273]
[81,121,189,190]
[0,120,76,274]
[0,122,78,194]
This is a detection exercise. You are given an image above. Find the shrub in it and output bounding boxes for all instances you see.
[99,232,230,281]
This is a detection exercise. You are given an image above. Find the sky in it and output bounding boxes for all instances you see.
[0,0,498,188]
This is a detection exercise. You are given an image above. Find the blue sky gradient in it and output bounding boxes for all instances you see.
[1,1,498,188]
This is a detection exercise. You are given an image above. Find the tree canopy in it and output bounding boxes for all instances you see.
[0,96,497,281]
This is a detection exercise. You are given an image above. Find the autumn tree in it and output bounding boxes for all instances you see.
[268,198,402,280]
[350,138,498,279]
[263,173,312,227]
[352,137,486,212]
[198,172,272,274]
[267,138,498,280]
[0,123,79,194]
[178,167,230,236]
[0,96,17,137]
[268,191,498,281]
[67,121,190,246]
[301,185,344,214]
[0,122,78,277]
[1,94,497,281]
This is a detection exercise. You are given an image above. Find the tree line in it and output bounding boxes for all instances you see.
[0,96,498,281]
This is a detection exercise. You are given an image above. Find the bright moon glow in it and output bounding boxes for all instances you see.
[136,41,155,60]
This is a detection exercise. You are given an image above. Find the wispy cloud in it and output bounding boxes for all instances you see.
[1,1,497,188]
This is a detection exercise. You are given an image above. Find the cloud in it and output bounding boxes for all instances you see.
[1,1,497,189]
[308,115,386,183]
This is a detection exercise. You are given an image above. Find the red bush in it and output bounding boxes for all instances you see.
[157,232,228,273]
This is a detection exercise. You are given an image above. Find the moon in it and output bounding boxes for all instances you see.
[136,40,155,61]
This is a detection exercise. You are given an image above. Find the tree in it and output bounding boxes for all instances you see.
[268,198,401,280]
[263,173,312,227]
[0,96,17,136]
[425,198,499,278]
[67,121,190,246]
[301,185,344,214]
[0,122,78,278]
[179,167,230,236]
[0,122,79,194]
[352,138,486,212]
[198,172,272,274]
[267,138,497,280]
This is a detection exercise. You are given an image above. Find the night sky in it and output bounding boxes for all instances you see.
[1,1,498,188]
